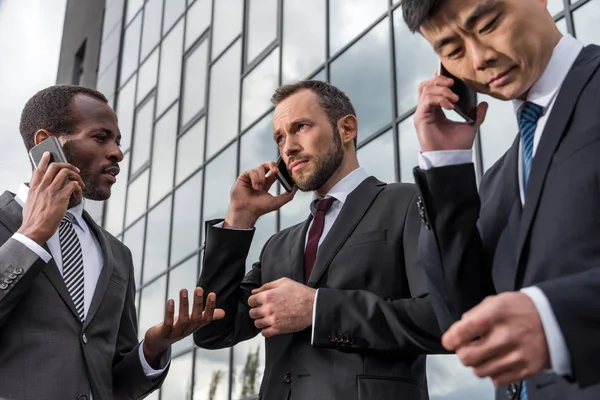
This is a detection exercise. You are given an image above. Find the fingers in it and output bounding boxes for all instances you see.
[247,293,263,308]
[201,292,218,325]
[50,168,84,193]
[30,152,51,187]
[251,278,286,295]
[160,299,175,337]
[178,289,190,325]
[455,330,511,369]
[474,101,489,126]
[469,348,524,381]
[249,305,267,320]
[418,75,454,97]
[40,162,80,188]
[271,187,298,208]
[190,287,205,322]
[419,85,459,111]
[254,316,273,330]
[247,162,279,191]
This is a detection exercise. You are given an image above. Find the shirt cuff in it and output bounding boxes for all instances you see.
[138,341,171,377]
[311,289,319,346]
[11,233,52,263]
[418,150,473,170]
[213,221,253,231]
[521,286,572,376]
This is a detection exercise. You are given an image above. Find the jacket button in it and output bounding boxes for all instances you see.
[3,277,14,284]
[328,334,337,343]
[77,395,88,400]
[13,268,23,275]
[342,335,349,344]
[284,372,292,383]
[0,283,8,290]
[82,333,89,344]
[348,336,355,345]
[336,334,343,343]
[7,273,17,279]
[506,383,518,399]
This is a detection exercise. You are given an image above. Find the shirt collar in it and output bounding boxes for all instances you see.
[512,34,584,114]
[310,167,369,215]
[14,183,88,233]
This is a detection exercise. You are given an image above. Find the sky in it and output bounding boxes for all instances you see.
[0,0,67,192]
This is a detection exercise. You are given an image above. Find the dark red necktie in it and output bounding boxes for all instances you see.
[304,197,335,284]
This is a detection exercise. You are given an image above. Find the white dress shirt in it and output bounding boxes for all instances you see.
[10,184,168,397]
[417,34,584,376]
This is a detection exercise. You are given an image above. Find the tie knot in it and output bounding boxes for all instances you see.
[315,197,335,214]
[518,101,543,125]
[61,212,74,225]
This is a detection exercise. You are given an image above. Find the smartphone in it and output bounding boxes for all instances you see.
[438,60,477,124]
[29,136,68,169]
[275,156,295,193]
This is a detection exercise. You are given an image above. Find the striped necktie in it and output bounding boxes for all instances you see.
[59,212,85,322]
[518,101,544,192]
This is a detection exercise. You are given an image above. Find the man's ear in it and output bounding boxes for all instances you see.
[338,115,358,146]
[33,129,52,147]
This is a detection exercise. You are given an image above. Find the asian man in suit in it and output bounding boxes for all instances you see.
[0,85,223,399]
[194,80,446,400]
[402,0,600,399]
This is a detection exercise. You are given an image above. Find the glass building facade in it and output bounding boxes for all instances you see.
[86,0,600,398]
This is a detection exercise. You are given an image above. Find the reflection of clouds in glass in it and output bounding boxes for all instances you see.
[163,0,186,35]
[176,118,206,184]
[232,335,266,399]
[161,352,194,399]
[125,0,143,23]
[211,0,243,60]
[194,348,231,400]
[246,0,278,63]
[138,277,167,341]
[123,217,146,288]
[242,48,279,130]
[547,0,563,17]
[280,189,313,229]
[182,40,208,125]
[116,77,136,152]
[131,96,155,174]
[171,171,203,265]
[120,13,142,86]
[329,0,387,55]
[105,153,129,235]
[140,0,163,61]
[185,0,212,50]
[144,196,172,283]
[556,18,567,36]
[282,0,326,84]
[203,144,238,226]
[137,49,159,102]
[478,94,517,171]
[125,169,149,227]
[573,1,600,46]
[398,117,419,183]
[427,355,494,399]
[150,103,178,206]
[168,255,199,354]
[358,129,395,183]
[156,20,184,116]
[311,69,326,82]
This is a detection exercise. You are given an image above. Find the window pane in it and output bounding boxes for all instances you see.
[168,255,199,354]
[84,200,104,224]
[311,69,326,81]
[157,20,184,116]
[573,1,600,45]
[99,27,121,75]
[126,169,150,226]
[116,76,137,152]
[185,0,212,50]
[105,153,130,235]
[358,130,395,183]
[329,0,387,55]
[171,171,203,265]
[279,189,313,229]
[246,0,278,63]
[202,144,237,228]
[478,94,518,171]
[150,103,178,206]
[161,353,193,399]
[427,355,494,400]
[241,48,279,130]
[126,0,144,24]
[137,48,159,103]
[182,40,209,125]
[97,58,119,100]
[140,0,163,61]
[206,40,242,158]
[331,19,392,139]
[398,117,419,183]
[176,118,206,184]
[547,0,563,17]
[138,277,166,341]
[120,13,142,86]
[556,18,568,36]
[394,8,438,116]
[232,337,266,400]
[123,216,146,287]
[131,96,155,174]
[211,0,244,59]
[193,348,230,400]
[102,0,124,41]
[282,0,325,83]
[144,196,172,284]
[163,0,187,35]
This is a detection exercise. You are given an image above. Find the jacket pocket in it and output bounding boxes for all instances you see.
[345,229,387,248]
[357,375,422,400]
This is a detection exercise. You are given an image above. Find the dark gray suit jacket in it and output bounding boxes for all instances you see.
[414,45,600,400]
[0,191,167,400]
[194,177,445,400]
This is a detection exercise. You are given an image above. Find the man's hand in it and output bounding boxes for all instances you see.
[143,287,225,367]
[18,152,85,246]
[442,292,550,387]
[248,278,316,337]
[224,162,297,229]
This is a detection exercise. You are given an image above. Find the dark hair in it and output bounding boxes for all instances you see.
[271,80,358,147]
[401,0,444,33]
[19,85,108,152]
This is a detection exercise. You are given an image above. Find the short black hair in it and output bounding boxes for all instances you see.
[19,85,108,152]
[271,80,357,147]
[401,0,444,33]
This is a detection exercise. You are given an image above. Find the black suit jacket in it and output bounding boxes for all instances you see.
[414,45,600,400]
[0,191,167,399]
[194,177,445,400]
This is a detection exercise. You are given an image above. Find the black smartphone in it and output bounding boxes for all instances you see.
[275,156,295,193]
[29,136,68,169]
[438,60,477,124]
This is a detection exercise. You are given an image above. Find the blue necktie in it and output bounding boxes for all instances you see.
[520,381,528,400]
[518,101,544,191]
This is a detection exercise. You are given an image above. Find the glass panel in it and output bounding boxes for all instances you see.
[547,0,563,17]
[427,355,494,400]
[167,255,199,354]
[311,69,326,82]
[176,118,206,184]
[357,130,395,183]
[206,40,242,158]
[279,189,313,229]
[556,18,568,36]
[573,1,600,45]
[478,94,518,171]
[185,0,212,50]
[241,48,279,130]
[282,0,326,83]
[126,0,144,24]
[163,0,187,35]
[394,8,439,116]
[329,0,388,55]
[149,103,178,206]
[171,171,203,265]
[125,169,150,227]
[116,76,137,152]
[120,13,142,86]
[123,217,146,287]
[105,153,130,235]
[398,117,419,183]
[202,144,237,228]
[246,0,278,63]
[97,59,119,101]
[99,27,121,75]
[102,0,124,41]
[193,348,230,400]
[161,353,194,399]
[211,0,244,59]
[137,48,159,103]
[145,391,159,400]
[330,19,392,139]
[84,200,104,224]
[131,96,155,174]
[157,20,184,116]
[140,0,163,61]
[144,196,172,284]
[232,336,266,400]
[138,277,166,341]
[182,40,209,126]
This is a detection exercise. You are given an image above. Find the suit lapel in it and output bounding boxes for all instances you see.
[515,45,600,283]
[290,216,312,283]
[307,177,385,287]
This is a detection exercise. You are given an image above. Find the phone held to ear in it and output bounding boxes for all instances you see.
[275,156,295,193]
[29,136,68,169]
[438,60,478,125]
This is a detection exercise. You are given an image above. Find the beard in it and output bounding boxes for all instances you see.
[62,141,111,201]
[292,125,344,192]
